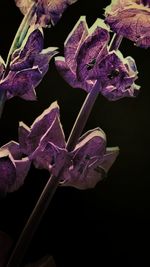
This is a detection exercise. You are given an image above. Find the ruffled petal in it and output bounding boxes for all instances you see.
[76,19,109,81]
[26,101,60,154]
[64,16,88,72]
[10,27,44,71]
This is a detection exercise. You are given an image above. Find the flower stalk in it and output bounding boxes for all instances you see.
[6,31,122,267]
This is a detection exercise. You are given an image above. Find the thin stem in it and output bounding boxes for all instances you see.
[0,3,35,119]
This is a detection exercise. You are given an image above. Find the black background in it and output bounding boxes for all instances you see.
[0,0,150,266]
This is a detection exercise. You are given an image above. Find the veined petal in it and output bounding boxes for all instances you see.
[0,67,42,99]
[55,57,94,92]
[26,101,60,154]
[105,1,150,48]
[76,19,109,81]
[10,27,44,71]
[18,122,31,155]
[64,16,88,72]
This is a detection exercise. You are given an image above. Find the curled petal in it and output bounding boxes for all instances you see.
[55,57,94,92]
[0,148,30,193]
[76,19,109,81]
[0,67,42,100]
[60,128,108,190]
[10,27,44,71]
[105,1,150,48]
[0,56,5,79]
[25,102,60,154]
[64,16,88,72]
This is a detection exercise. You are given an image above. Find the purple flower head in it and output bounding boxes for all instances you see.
[0,141,30,194]
[18,101,119,190]
[15,0,78,27]
[105,0,150,48]
[55,16,140,101]
[0,26,58,100]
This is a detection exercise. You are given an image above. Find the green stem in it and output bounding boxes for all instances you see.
[0,3,36,118]
[6,33,123,267]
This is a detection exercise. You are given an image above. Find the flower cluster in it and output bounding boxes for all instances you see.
[15,0,78,27]
[0,102,119,193]
[0,26,57,100]
[55,16,140,101]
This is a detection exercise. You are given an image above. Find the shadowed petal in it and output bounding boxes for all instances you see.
[0,67,42,99]
[60,128,108,189]
[26,102,60,154]
[55,57,94,92]
[24,254,56,267]
[0,150,16,193]
[99,146,119,172]
[105,0,150,48]
[76,19,109,81]
[10,27,44,71]
[9,157,31,192]
[0,56,5,79]
[64,16,88,72]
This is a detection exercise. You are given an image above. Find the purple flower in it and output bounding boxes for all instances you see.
[0,141,30,193]
[18,101,119,190]
[105,0,150,48]
[55,16,140,101]
[15,0,78,27]
[0,26,58,100]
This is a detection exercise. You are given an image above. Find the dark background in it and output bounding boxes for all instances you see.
[0,0,150,266]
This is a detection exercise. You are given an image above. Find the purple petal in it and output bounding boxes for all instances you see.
[76,19,109,81]
[0,149,16,193]
[34,47,58,75]
[39,116,66,148]
[30,141,67,176]
[64,16,88,72]
[55,57,94,92]
[0,141,21,159]
[0,67,42,100]
[26,101,60,154]
[18,122,31,155]
[10,27,44,71]
[105,1,150,48]
[60,128,107,189]
[9,157,31,192]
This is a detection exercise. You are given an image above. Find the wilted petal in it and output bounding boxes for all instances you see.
[76,19,109,81]
[9,157,31,192]
[34,47,58,75]
[31,141,67,175]
[10,27,44,71]
[105,0,150,48]
[55,57,94,92]
[0,67,42,100]
[0,147,30,193]
[60,128,108,189]
[64,16,88,72]
[15,0,78,27]
[26,101,60,154]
